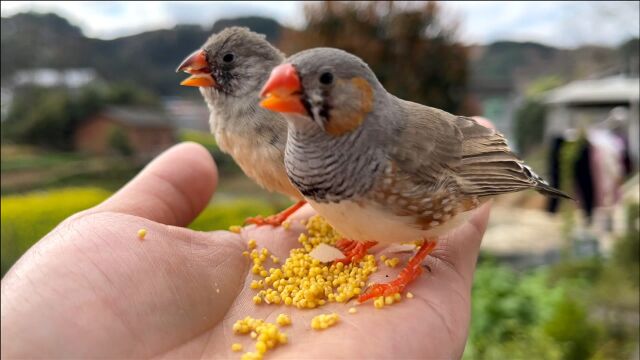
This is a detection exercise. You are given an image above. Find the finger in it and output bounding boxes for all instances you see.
[431,201,492,284]
[471,116,496,129]
[93,142,218,226]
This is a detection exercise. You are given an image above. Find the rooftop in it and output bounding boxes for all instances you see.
[102,106,174,128]
[12,68,98,88]
[544,76,640,105]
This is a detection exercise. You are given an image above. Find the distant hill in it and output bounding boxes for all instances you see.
[1,13,282,96]
[1,13,89,76]
[1,12,637,96]
[468,39,637,93]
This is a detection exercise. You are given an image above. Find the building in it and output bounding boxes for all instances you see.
[544,75,640,165]
[467,79,519,148]
[74,106,175,157]
[11,68,98,88]
[162,96,210,131]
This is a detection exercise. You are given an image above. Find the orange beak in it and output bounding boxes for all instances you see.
[177,50,216,87]
[259,64,307,115]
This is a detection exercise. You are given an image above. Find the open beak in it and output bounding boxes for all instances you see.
[259,64,307,115]
[177,50,216,87]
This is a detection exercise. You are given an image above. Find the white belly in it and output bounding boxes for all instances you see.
[308,199,472,245]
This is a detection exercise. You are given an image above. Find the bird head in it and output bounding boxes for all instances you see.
[259,48,378,136]
[177,27,284,99]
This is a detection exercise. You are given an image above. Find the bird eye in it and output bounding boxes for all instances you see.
[222,53,235,63]
[319,72,333,85]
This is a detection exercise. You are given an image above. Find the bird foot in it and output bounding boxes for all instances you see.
[358,239,436,303]
[333,239,378,265]
[244,200,306,227]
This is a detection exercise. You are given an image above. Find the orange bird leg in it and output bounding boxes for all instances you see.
[245,200,306,227]
[358,239,437,303]
[334,239,378,265]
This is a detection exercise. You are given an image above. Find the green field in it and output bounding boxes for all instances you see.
[0,186,280,276]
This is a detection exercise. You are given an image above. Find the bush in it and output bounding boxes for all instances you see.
[612,202,640,286]
[513,76,563,155]
[465,262,566,359]
[1,187,111,275]
[108,126,133,156]
[513,99,546,155]
[543,297,600,360]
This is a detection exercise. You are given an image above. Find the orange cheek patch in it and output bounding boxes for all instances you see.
[325,77,374,136]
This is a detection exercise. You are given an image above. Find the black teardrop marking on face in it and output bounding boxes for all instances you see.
[212,67,235,94]
[301,95,314,119]
[319,89,331,120]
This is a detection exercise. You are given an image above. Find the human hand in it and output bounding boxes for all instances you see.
[1,142,491,359]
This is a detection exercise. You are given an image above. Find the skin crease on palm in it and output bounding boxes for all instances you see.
[1,139,492,359]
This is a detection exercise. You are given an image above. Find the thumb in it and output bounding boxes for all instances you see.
[92,142,218,226]
[431,201,492,285]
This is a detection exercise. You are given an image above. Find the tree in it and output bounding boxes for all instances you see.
[108,126,133,156]
[279,1,469,114]
[2,83,159,150]
[513,76,563,155]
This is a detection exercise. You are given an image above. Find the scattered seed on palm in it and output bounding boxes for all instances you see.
[310,313,340,330]
[233,316,288,359]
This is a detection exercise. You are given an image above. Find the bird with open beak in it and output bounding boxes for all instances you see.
[259,47,571,302]
[177,27,305,226]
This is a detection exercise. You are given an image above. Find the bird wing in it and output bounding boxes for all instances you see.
[389,99,464,195]
[389,99,570,199]
[454,116,570,198]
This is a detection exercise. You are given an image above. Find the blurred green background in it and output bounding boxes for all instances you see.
[1,1,638,359]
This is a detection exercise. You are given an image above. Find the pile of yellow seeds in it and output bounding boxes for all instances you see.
[247,215,378,309]
[232,315,289,360]
[310,313,340,330]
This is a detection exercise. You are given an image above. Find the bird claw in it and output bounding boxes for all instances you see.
[333,239,377,265]
[357,239,436,303]
[244,200,306,227]
[244,214,286,227]
[358,283,402,302]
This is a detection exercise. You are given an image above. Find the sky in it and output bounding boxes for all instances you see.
[1,1,638,48]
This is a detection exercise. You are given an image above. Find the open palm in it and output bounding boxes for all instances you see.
[1,143,490,359]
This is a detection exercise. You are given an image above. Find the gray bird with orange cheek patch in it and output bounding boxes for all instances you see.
[177,27,305,226]
[259,47,571,302]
